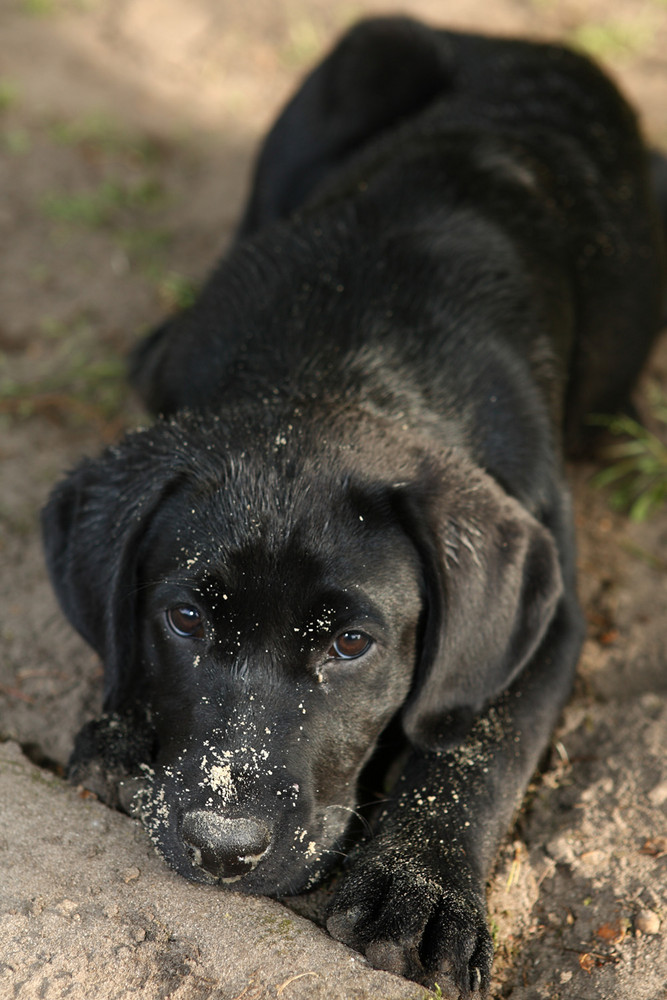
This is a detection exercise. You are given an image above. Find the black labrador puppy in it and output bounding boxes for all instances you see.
[42,18,666,996]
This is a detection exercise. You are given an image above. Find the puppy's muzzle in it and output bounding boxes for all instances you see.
[180,809,272,882]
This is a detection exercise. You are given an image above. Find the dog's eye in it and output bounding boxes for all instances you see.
[328,632,373,660]
[166,606,205,639]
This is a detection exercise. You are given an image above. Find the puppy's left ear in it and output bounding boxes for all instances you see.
[400,457,563,750]
[41,428,183,711]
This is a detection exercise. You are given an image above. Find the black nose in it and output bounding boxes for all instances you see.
[180,810,272,881]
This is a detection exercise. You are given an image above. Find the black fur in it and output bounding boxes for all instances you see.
[42,18,666,996]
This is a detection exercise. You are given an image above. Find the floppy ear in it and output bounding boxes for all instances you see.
[400,455,563,750]
[41,427,185,711]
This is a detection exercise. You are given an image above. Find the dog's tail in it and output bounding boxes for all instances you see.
[236,17,452,240]
[650,149,667,322]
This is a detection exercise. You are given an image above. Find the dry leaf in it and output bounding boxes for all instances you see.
[579,953,597,973]
[641,836,667,858]
[596,920,626,944]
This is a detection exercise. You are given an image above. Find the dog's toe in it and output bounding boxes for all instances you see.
[327,858,492,996]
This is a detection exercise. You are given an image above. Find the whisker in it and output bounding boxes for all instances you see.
[356,796,391,810]
[324,803,374,837]
[317,847,349,860]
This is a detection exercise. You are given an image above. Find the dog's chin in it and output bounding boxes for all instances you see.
[166,846,340,897]
[144,824,344,898]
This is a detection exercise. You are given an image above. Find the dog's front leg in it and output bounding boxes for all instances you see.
[328,744,494,995]
[327,598,583,997]
[67,710,155,809]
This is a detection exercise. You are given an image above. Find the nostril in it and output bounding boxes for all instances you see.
[181,810,272,881]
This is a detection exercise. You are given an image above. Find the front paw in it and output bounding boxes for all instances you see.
[326,861,492,997]
[67,712,154,809]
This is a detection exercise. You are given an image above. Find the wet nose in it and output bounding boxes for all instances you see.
[181,809,272,881]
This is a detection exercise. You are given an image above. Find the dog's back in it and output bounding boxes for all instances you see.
[132,19,666,458]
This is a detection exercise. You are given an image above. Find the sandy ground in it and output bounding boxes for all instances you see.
[1,1,666,998]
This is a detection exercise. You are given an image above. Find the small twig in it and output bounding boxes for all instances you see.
[505,842,522,891]
[276,972,320,995]
[0,684,35,704]
[554,741,570,767]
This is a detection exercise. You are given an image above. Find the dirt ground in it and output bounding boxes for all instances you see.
[1,1,666,998]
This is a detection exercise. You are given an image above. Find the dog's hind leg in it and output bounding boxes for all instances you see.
[235,17,451,239]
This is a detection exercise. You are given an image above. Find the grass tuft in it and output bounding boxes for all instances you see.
[589,387,667,521]
[20,0,56,14]
[0,80,19,112]
[0,320,129,431]
[157,271,198,311]
[280,18,324,68]
[49,112,163,163]
[41,178,164,229]
[567,19,653,60]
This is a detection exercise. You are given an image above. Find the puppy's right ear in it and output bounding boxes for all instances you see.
[41,429,183,710]
[397,454,564,751]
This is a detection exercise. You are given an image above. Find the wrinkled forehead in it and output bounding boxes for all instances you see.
[138,460,421,613]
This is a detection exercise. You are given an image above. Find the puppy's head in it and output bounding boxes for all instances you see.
[42,410,561,894]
